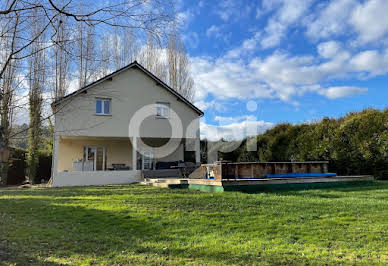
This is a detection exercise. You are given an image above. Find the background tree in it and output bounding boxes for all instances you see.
[27,10,46,184]
[77,23,97,87]
[139,33,166,80]
[52,14,71,101]
[167,30,194,101]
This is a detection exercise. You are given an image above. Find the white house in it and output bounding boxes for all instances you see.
[51,61,203,187]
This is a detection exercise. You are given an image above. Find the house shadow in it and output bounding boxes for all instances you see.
[0,187,260,265]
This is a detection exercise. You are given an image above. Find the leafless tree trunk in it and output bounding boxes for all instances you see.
[113,27,140,70]
[0,2,20,185]
[139,33,166,81]
[167,31,194,101]
[122,28,139,65]
[77,22,97,88]
[53,15,71,101]
[99,33,112,77]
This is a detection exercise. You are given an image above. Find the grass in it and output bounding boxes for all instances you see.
[0,183,387,265]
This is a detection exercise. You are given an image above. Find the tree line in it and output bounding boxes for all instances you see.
[0,0,194,185]
[205,108,388,179]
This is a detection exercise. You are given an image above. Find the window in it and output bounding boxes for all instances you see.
[96,99,111,115]
[156,103,169,118]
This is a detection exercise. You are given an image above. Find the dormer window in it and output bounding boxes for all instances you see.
[96,98,111,115]
[156,102,169,118]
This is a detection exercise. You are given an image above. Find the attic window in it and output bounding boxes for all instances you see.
[156,103,169,118]
[96,98,111,115]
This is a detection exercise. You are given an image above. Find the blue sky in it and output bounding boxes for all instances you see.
[174,0,388,140]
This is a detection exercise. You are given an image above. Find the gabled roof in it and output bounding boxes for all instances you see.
[51,61,204,116]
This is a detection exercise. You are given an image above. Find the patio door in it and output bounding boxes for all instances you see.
[142,149,153,170]
[84,146,106,171]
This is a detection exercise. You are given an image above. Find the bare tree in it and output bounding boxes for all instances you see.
[98,33,112,77]
[52,15,71,101]
[121,28,139,66]
[139,33,166,80]
[113,27,140,70]
[167,30,194,101]
[0,0,175,82]
[77,22,97,87]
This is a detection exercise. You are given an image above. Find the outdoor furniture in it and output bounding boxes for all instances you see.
[108,164,131,171]
[72,160,93,171]
[156,160,183,170]
[171,162,199,178]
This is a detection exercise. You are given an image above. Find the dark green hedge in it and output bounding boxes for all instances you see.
[216,108,388,179]
[7,149,52,185]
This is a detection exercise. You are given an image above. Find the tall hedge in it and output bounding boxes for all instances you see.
[6,149,52,185]
[219,108,388,179]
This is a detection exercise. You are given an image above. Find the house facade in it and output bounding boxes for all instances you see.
[51,62,203,187]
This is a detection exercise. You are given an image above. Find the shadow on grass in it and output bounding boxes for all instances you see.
[0,187,247,265]
[0,192,163,265]
[0,240,60,266]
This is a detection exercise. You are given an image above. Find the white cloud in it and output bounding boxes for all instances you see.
[215,0,238,21]
[260,0,313,48]
[200,120,273,141]
[183,32,199,49]
[306,0,356,40]
[176,10,194,29]
[214,0,253,22]
[206,25,221,38]
[67,78,79,94]
[190,29,388,105]
[306,0,388,44]
[261,20,286,49]
[317,41,342,58]
[214,115,256,124]
[186,1,388,107]
[225,32,261,59]
[193,99,228,112]
[193,100,212,111]
[191,56,273,102]
[349,49,388,75]
[350,0,388,43]
[320,86,368,99]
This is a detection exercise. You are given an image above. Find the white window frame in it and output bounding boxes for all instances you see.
[156,102,169,119]
[95,98,111,115]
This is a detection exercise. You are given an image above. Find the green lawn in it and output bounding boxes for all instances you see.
[0,183,387,265]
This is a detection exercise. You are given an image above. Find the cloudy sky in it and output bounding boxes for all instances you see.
[175,0,388,140]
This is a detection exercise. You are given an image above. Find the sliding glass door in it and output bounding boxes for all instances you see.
[84,146,106,171]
